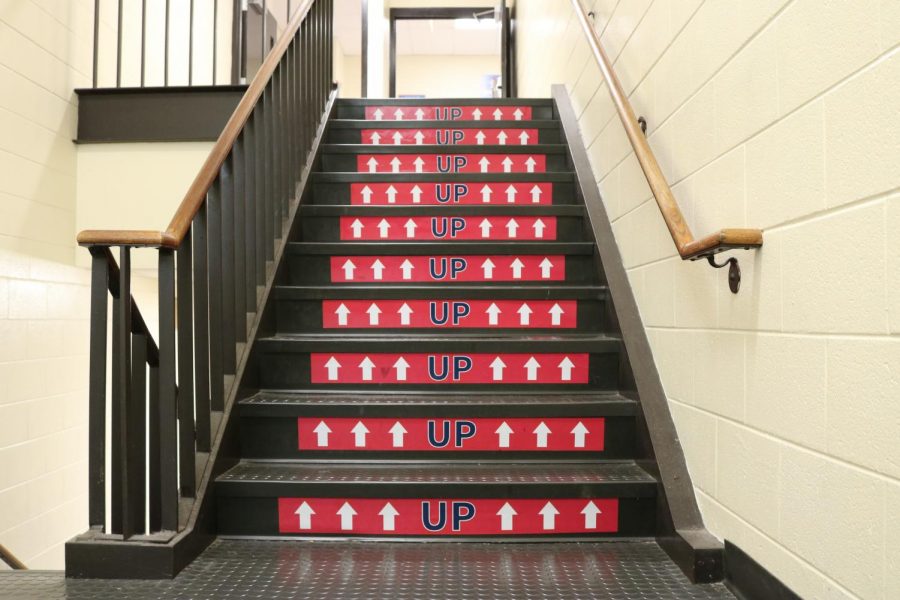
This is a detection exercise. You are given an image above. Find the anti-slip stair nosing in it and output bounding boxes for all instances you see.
[255,335,620,353]
[238,400,638,418]
[215,534,655,543]
[286,242,595,255]
[242,389,633,402]
[328,119,562,129]
[321,143,569,154]
[272,285,608,300]
[299,205,584,216]
[312,172,575,183]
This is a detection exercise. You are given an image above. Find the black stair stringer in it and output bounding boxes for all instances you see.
[552,85,725,584]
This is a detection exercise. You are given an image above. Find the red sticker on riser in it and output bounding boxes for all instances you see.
[356,154,547,174]
[278,497,618,535]
[310,353,589,384]
[330,255,565,283]
[350,182,553,205]
[364,106,533,121]
[361,129,539,145]
[322,300,577,329]
[339,216,557,241]
[297,417,604,451]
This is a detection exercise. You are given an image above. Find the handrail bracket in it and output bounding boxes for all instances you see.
[706,255,741,294]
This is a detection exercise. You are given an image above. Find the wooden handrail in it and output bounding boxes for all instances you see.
[77,0,317,250]
[570,0,762,261]
[0,543,26,570]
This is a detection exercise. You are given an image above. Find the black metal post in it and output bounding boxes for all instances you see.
[115,247,133,537]
[207,183,225,411]
[176,234,196,497]
[193,207,212,452]
[158,249,178,531]
[87,249,109,528]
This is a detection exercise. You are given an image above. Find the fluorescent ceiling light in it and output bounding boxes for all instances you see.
[454,18,500,30]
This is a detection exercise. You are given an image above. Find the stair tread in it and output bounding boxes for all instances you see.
[241,390,635,406]
[299,205,583,216]
[217,461,654,485]
[320,143,568,154]
[273,284,607,299]
[312,172,574,182]
[328,119,561,128]
[258,332,619,342]
[287,241,594,254]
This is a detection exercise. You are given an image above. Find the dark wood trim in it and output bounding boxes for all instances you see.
[725,541,802,600]
[553,85,723,583]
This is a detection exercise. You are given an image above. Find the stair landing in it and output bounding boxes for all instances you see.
[2,539,734,599]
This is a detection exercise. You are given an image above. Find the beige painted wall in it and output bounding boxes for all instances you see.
[396,54,499,98]
[517,1,900,598]
[335,42,362,98]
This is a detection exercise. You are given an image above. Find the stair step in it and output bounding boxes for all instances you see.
[334,98,555,120]
[272,284,606,299]
[299,205,583,216]
[215,461,656,538]
[326,120,560,145]
[320,144,569,173]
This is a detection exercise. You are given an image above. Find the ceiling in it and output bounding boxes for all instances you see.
[333,0,501,56]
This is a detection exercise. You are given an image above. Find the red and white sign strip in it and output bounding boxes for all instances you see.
[330,255,564,283]
[278,497,618,535]
[350,182,552,205]
[298,417,604,451]
[310,353,589,384]
[357,154,546,174]
[339,216,557,241]
[322,300,577,329]
[361,129,539,146]
[364,106,534,121]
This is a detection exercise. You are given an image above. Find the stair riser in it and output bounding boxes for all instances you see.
[298,215,584,242]
[216,495,656,538]
[239,415,636,459]
[311,180,577,205]
[274,298,605,332]
[321,153,569,173]
[363,106,537,121]
[285,255,597,285]
[334,103,555,120]
[327,127,561,145]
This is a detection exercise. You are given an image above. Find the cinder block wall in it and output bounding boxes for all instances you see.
[517,1,900,598]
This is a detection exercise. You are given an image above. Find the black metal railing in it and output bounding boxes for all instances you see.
[78,0,333,540]
[91,0,307,88]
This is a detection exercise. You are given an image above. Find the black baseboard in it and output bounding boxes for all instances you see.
[725,541,802,600]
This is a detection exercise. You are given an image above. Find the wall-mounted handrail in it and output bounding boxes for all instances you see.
[0,543,26,570]
[570,0,761,290]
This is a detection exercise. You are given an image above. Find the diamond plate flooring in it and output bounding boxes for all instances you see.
[0,539,735,599]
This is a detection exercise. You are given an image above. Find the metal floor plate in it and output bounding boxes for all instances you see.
[0,539,735,599]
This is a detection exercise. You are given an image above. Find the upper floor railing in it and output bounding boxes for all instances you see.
[570,0,762,292]
[76,0,334,541]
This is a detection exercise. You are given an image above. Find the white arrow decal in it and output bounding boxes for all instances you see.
[335,303,351,326]
[510,258,525,279]
[295,501,315,530]
[540,258,553,279]
[497,131,508,145]
[361,185,373,204]
[479,218,492,239]
[325,356,341,381]
[525,357,541,382]
[370,131,381,145]
[413,131,425,145]
[389,422,407,447]
[481,258,495,279]
[373,108,384,121]
[571,421,589,448]
[338,502,357,530]
[559,356,575,381]
[495,421,513,447]
[486,303,501,326]
[350,219,364,239]
[392,131,403,145]
[400,259,414,280]
[313,421,331,447]
[398,303,413,325]
[415,108,425,120]
[479,156,490,173]
[394,108,404,120]
[493,108,504,120]
[379,502,399,531]
[377,219,391,239]
[359,356,375,381]
[472,108,482,120]
[497,502,517,531]
[371,259,385,280]
[533,421,551,447]
[481,184,493,203]
[530,185,542,203]
[525,157,536,173]
[505,185,517,203]
[404,219,417,238]
[517,303,532,325]
[513,108,524,121]
[506,218,519,238]
[582,501,601,529]
[366,303,382,325]
[410,185,423,203]
[475,131,486,145]
[342,259,356,280]
[390,157,401,173]
[490,356,506,381]
[413,157,424,173]
[386,185,398,204]
[367,157,379,173]
[549,303,564,326]
[519,131,530,145]
[351,421,370,447]
[532,219,546,239]
[393,356,410,381]
[539,502,559,530]
[502,156,513,173]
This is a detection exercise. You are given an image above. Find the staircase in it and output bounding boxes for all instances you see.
[215,100,658,545]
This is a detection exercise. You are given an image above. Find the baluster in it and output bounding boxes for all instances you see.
[274,68,285,227]
[253,109,267,279]
[244,117,259,308]
[294,33,303,172]
[129,332,148,534]
[193,207,212,452]
[233,138,248,341]
[177,234,196,496]
[220,158,237,375]
[87,249,109,529]
[148,359,160,531]
[114,247,133,537]
[280,62,289,216]
[207,184,225,411]
[264,85,276,251]
[158,248,178,531]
